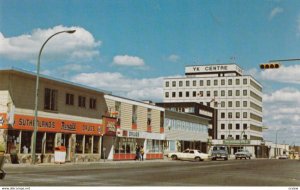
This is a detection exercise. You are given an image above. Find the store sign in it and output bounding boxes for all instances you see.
[117,129,165,140]
[185,64,243,75]
[103,116,117,136]
[128,131,139,138]
[224,139,250,145]
[6,114,103,135]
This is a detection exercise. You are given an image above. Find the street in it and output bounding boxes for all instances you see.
[1,159,299,186]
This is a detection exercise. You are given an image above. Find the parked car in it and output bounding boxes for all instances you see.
[235,149,252,159]
[278,154,289,159]
[211,145,229,161]
[167,149,209,161]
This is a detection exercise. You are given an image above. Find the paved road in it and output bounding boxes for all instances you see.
[1,159,299,186]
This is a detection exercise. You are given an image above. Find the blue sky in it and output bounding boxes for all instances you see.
[1,0,300,145]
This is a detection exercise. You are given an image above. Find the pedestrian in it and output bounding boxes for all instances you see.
[140,145,144,161]
[135,145,140,161]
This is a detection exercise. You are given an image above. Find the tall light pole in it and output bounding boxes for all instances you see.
[32,30,76,164]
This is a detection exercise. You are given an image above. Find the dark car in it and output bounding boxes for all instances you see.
[211,145,229,161]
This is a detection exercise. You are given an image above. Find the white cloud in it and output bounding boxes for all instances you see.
[71,71,171,102]
[0,25,100,63]
[167,54,180,62]
[113,55,145,67]
[269,7,283,20]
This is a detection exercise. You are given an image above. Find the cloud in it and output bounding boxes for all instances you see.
[113,55,145,67]
[71,71,168,101]
[269,7,283,20]
[166,54,180,62]
[0,25,100,63]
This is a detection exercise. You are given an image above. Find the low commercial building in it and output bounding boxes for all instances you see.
[0,68,109,163]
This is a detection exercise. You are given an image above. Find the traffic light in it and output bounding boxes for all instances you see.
[260,63,280,69]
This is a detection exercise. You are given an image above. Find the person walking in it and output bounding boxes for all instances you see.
[135,145,140,161]
[140,145,144,161]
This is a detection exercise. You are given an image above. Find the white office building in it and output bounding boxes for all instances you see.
[163,64,266,157]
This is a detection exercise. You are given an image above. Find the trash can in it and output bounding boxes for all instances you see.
[54,146,66,164]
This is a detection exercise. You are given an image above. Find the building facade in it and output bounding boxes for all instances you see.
[0,68,109,163]
[104,95,165,160]
[163,64,264,157]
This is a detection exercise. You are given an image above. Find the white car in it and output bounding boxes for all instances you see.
[168,149,209,161]
[235,149,252,159]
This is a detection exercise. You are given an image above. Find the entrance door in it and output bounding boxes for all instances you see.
[62,134,71,161]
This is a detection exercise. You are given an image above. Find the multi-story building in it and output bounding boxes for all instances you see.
[163,64,264,156]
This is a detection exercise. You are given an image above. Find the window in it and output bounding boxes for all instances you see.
[228,79,232,85]
[236,124,240,130]
[206,91,211,97]
[66,93,74,105]
[221,90,225,96]
[179,92,182,97]
[236,112,240,118]
[193,80,196,86]
[193,91,196,97]
[243,90,248,96]
[89,98,96,109]
[214,102,218,107]
[44,88,58,111]
[76,135,83,154]
[21,131,31,154]
[172,92,176,98]
[221,124,225,130]
[214,90,218,97]
[236,90,240,96]
[46,133,55,153]
[78,96,86,108]
[93,136,100,153]
[228,101,232,107]
[228,112,232,118]
[165,81,169,87]
[243,124,247,130]
[132,105,137,124]
[236,79,240,85]
[228,90,232,96]
[214,80,218,86]
[243,78,247,85]
[147,108,152,125]
[199,80,203,86]
[236,135,240,140]
[228,123,232,130]
[221,112,225,118]
[243,101,248,107]
[221,79,225,85]
[207,80,211,86]
[198,91,203,97]
[179,81,183,87]
[165,92,169,98]
[85,135,92,154]
[36,132,44,153]
[221,135,225,140]
[221,101,225,107]
[186,91,190,97]
[243,112,248,118]
[186,81,190,86]
[243,135,247,140]
[236,101,240,107]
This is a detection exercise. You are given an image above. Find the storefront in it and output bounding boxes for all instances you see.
[1,113,104,163]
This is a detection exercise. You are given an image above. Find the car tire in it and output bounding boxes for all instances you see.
[195,157,202,162]
[224,157,228,161]
[171,155,178,160]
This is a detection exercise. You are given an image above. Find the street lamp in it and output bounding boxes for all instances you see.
[32,29,76,164]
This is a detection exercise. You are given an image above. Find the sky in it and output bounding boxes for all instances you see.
[0,0,300,145]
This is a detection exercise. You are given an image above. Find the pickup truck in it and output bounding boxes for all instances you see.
[235,149,252,159]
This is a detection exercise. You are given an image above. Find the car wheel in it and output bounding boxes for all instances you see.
[171,155,178,160]
[224,157,228,161]
[195,157,202,162]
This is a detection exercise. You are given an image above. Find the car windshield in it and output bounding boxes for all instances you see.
[213,146,226,151]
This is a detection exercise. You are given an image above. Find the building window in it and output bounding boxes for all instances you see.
[207,80,211,86]
[147,108,152,125]
[66,93,74,105]
[228,79,232,85]
[243,124,247,130]
[243,90,248,96]
[221,124,225,130]
[78,96,86,108]
[46,133,55,153]
[221,79,225,85]
[228,101,232,107]
[221,101,225,107]
[236,135,240,140]
[186,91,190,97]
[243,101,248,107]
[193,80,196,86]
[199,80,203,86]
[221,135,225,140]
[228,112,232,118]
[165,92,169,98]
[214,102,218,107]
[132,105,137,124]
[228,123,232,130]
[243,112,248,118]
[179,81,183,87]
[193,91,196,97]
[21,131,32,154]
[198,91,204,97]
[172,81,176,87]
[179,92,182,97]
[93,136,100,153]
[186,81,190,87]
[236,90,240,96]
[236,124,240,130]
[214,80,218,86]
[89,98,97,109]
[165,81,169,87]
[243,135,247,140]
[85,135,92,154]
[221,112,225,118]
[172,92,176,98]
[214,90,218,97]
[236,112,240,118]
[221,90,225,96]
[236,79,240,85]
[236,101,240,107]
[206,91,211,97]
[44,88,58,111]
[243,78,247,85]
[228,90,232,96]
[76,135,84,154]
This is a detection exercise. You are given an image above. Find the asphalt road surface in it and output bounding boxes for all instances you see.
[1,159,299,186]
